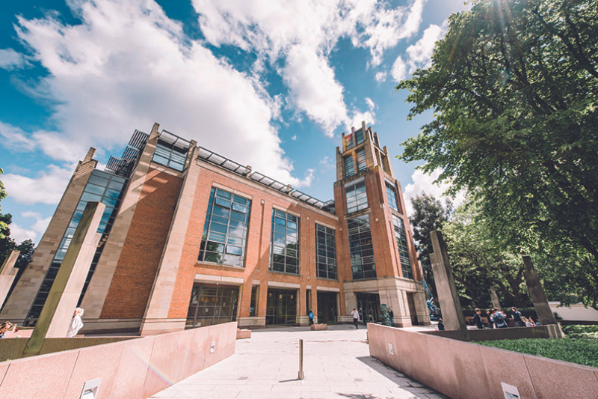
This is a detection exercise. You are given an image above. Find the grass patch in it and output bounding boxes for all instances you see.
[476,325,598,368]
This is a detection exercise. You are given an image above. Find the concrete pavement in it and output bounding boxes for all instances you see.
[149,324,448,399]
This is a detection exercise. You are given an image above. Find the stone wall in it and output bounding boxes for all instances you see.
[0,322,236,399]
[368,324,598,399]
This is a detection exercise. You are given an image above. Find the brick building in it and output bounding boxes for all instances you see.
[1,122,430,334]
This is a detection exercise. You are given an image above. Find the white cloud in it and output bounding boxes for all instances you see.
[392,21,447,82]
[193,0,426,133]
[365,97,375,110]
[2,165,73,205]
[403,168,465,217]
[9,0,314,188]
[291,135,297,141]
[374,71,387,82]
[0,48,29,70]
[9,223,38,244]
[10,213,51,244]
[0,122,36,152]
[391,56,407,82]
[319,156,334,169]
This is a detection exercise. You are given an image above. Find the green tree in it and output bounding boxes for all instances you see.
[409,193,453,294]
[397,0,598,275]
[442,200,530,308]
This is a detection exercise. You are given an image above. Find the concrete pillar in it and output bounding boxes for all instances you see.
[139,145,201,335]
[22,202,104,357]
[429,231,469,340]
[522,255,560,327]
[0,250,20,309]
[81,124,160,320]
[490,287,501,309]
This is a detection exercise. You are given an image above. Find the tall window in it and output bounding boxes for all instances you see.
[316,224,337,280]
[26,170,126,323]
[356,148,366,172]
[355,129,364,145]
[345,181,368,214]
[152,138,187,171]
[344,155,355,177]
[199,188,251,267]
[393,215,413,279]
[348,215,376,280]
[270,209,300,275]
[385,182,399,212]
[345,133,354,150]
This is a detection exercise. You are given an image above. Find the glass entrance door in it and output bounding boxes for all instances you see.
[316,291,338,324]
[186,284,239,328]
[266,289,297,325]
[356,293,380,324]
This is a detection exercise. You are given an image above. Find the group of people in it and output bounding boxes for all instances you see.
[472,307,541,329]
[0,307,84,339]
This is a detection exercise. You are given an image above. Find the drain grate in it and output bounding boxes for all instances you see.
[238,377,248,380]
[354,378,363,382]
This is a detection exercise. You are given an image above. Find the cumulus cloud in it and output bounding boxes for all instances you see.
[193,0,426,133]
[7,0,318,188]
[374,71,387,82]
[392,22,447,82]
[2,165,73,205]
[0,48,29,70]
[403,168,465,217]
[9,213,51,243]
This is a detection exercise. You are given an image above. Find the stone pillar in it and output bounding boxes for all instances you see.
[139,144,200,335]
[22,202,104,357]
[429,231,469,340]
[522,256,559,327]
[490,287,501,309]
[0,250,20,309]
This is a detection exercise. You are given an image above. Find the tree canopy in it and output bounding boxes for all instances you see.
[397,0,598,264]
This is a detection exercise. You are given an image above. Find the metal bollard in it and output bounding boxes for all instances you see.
[298,339,304,380]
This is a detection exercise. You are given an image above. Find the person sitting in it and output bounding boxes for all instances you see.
[524,316,535,327]
[67,308,85,337]
[0,321,17,338]
[473,308,484,329]
[492,309,508,328]
[437,318,445,331]
[531,317,541,326]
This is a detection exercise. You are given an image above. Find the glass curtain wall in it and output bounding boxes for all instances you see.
[198,188,251,267]
[348,215,377,280]
[270,209,300,275]
[392,215,414,279]
[152,137,188,172]
[316,224,337,280]
[25,170,127,324]
[266,289,297,325]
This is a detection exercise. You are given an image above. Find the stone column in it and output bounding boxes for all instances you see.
[0,250,20,309]
[490,287,501,309]
[22,202,104,357]
[139,144,200,335]
[429,231,469,340]
[522,256,559,326]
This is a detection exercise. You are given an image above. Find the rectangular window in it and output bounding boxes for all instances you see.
[199,188,251,267]
[385,182,399,212]
[152,138,188,172]
[347,215,376,280]
[316,224,337,280]
[393,215,413,279]
[270,209,300,275]
[356,148,366,172]
[344,155,355,177]
[345,134,354,150]
[355,129,364,145]
[345,181,368,214]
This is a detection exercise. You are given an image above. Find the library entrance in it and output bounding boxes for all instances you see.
[266,289,297,325]
[316,291,338,324]
[186,284,239,328]
[356,292,380,324]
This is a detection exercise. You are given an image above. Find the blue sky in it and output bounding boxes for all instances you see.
[0,0,469,244]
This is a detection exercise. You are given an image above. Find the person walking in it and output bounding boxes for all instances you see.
[473,308,484,329]
[308,309,314,325]
[67,307,85,337]
[437,318,445,331]
[512,307,524,327]
[351,308,360,329]
[388,308,394,327]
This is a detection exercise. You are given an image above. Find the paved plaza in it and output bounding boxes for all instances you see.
[149,324,448,399]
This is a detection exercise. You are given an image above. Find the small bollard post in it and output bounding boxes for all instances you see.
[298,338,304,380]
